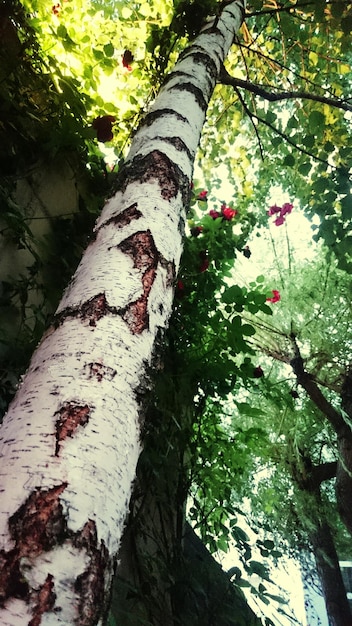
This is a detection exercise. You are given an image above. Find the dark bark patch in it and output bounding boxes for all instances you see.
[98,202,142,232]
[55,403,91,456]
[29,574,56,626]
[142,108,188,128]
[84,362,116,382]
[162,259,176,287]
[54,293,110,329]
[118,231,158,334]
[0,484,68,606]
[161,136,193,160]
[0,548,29,604]
[9,484,68,557]
[74,520,110,626]
[172,82,207,111]
[115,150,190,206]
[177,48,218,84]
[81,293,109,327]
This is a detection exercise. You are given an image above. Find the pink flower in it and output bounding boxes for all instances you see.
[266,289,281,303]
[267,205,281,216]
[221,204,238,220]
[209,209,221,219]
[268,202,293,225]
[197,190,208,201]
[281,202,293,216]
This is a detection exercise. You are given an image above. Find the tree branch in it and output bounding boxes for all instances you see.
[290,336,344,432]
[309,461,337,488]
[219,65,352,113]
[246,0,337,18]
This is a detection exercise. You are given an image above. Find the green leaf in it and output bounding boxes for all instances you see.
[221,285,244,305]
[242,324,255,336]
[309,110,325,133]
[57,24,68,38]
[283,154,295,167]
[298,162,311,176]
[104,43,114,57]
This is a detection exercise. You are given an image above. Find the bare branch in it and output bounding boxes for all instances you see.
[219,65,352,113]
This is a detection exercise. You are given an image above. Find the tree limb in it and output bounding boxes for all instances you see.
[290,336,345,432]
[219,65,352,113]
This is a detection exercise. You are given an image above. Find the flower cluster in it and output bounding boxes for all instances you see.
[266,289,281,303]
[267,202,293,226]
[209,203,238,221]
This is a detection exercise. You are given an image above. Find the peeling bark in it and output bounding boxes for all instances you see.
[55,403,91,456]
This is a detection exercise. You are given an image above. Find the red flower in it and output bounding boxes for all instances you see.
[266,289,281,303]
[208,209,221,219]
[122,50,133,71]
[199,252,209,272]
[92,115,116,142]
[221,204,238,220]
[191,226,203,237]
[253,366,264,378]
[197,190,208,201]
[175,280,185,298]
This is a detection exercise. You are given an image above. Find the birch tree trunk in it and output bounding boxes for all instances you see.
[0,2,246,624]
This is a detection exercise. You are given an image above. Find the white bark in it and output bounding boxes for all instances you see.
[0,2,246,624]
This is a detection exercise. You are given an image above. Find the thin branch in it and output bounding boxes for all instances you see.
[246,0,332,18]
[252,110,329,166]
[233,42,350,102]
[234,86,264,160]
[219,66,352,113]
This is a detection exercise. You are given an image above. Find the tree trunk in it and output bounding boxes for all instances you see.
[309,519,352,626]
[292,453,352,626]
[336,368,352,535]
[0,2,246,624]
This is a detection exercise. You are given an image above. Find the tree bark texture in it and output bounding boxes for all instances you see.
[292,453,352,626]
[309,519,352,626]
[0,2,246,624]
